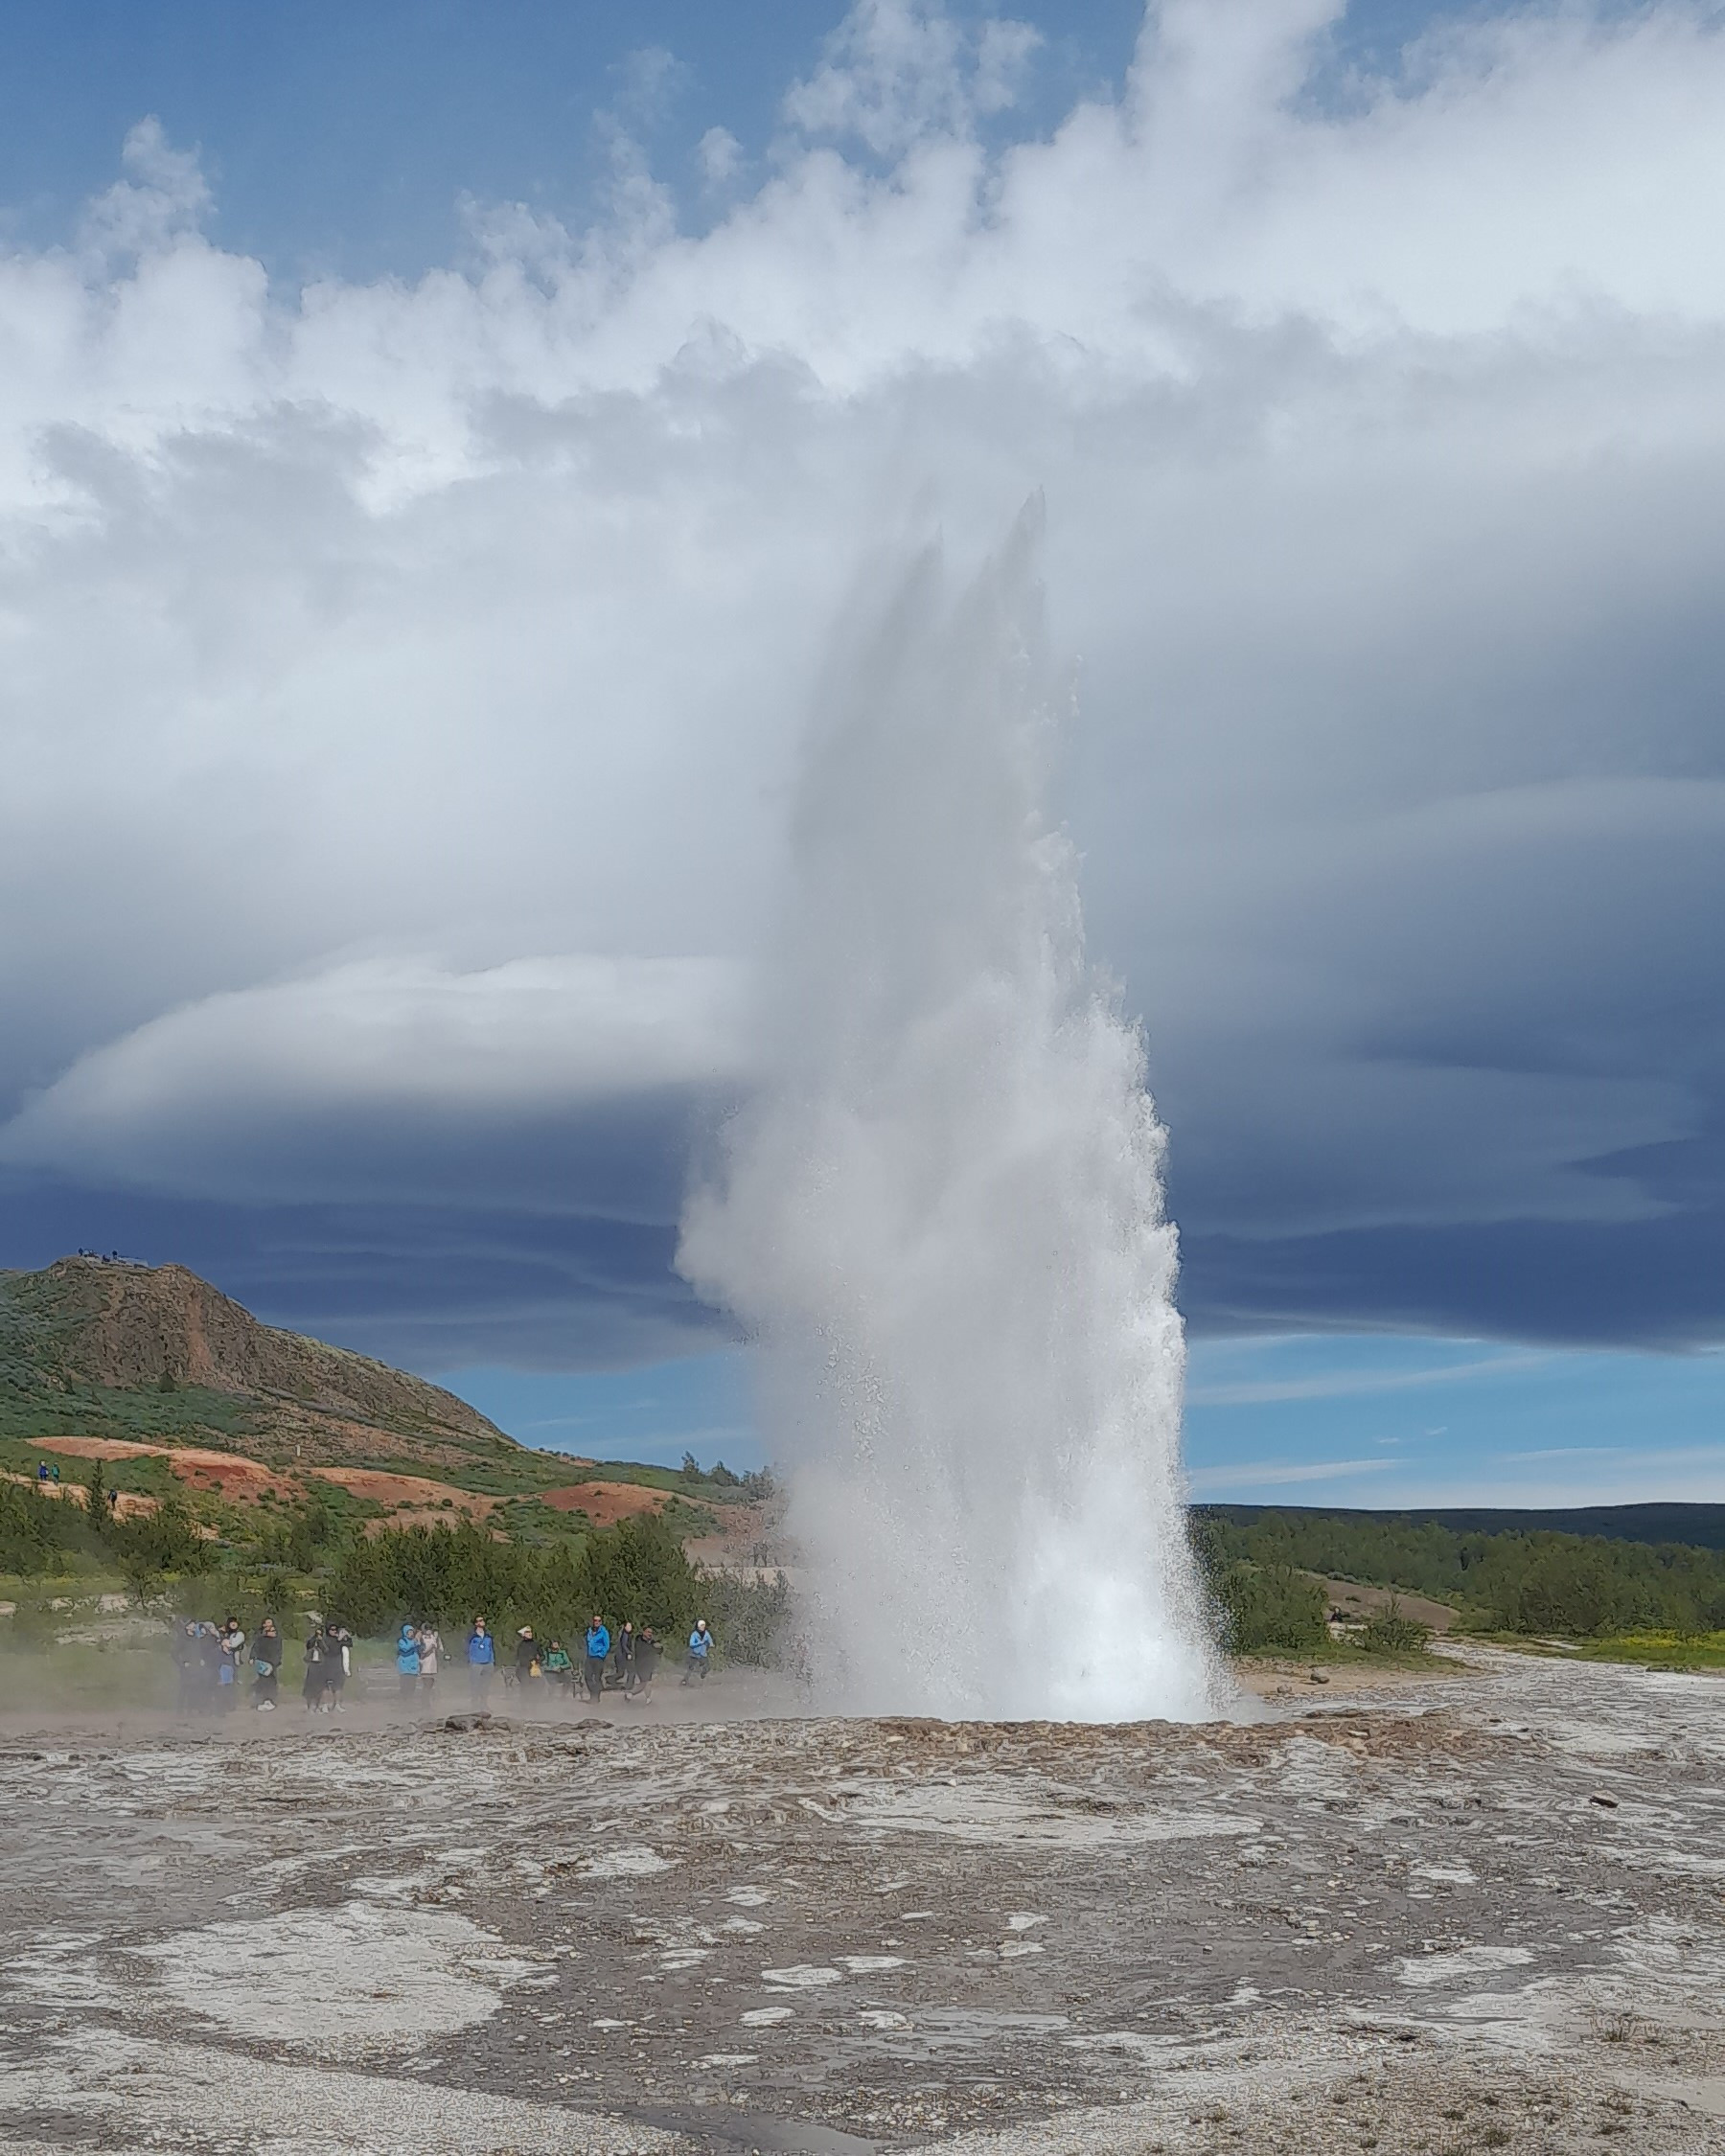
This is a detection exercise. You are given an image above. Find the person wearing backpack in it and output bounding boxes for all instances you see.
[583,1616,610,1703]
[252,1617,282,1711]
[395,1622,422,1703]
[467,1617,495,1705]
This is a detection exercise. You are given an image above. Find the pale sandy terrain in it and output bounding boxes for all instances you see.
[0,1645,1720,2154]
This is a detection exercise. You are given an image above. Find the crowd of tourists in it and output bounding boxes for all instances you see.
[168,1611,717,1714]
[171,1616,293,1712]
[422,1614,716,1707]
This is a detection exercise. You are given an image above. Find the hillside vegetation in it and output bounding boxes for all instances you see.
[0,1257,781,1667]
[0,1256,534,1474]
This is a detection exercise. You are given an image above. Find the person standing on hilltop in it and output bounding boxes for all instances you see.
[467,1617,495,1706]
[252,1618,282,1711]
[681,1618,713,1686]
[416,1622,442,1700]
[395,1622,421,1705]
[584,1615,610,1704]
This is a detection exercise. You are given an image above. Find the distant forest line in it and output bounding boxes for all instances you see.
[1195,1502,1725,1650]
[1200,1500,1725,1553]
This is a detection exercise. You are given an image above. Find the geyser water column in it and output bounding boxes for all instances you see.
[678,515,1219,1721]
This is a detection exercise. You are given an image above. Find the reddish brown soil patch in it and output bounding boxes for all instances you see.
[536,1479,671,1525]
[307,1466,497,1518]
[29,1435,293,1502]
[170,1455,294,1501]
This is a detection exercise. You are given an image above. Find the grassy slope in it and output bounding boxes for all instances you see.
[0,1262,765,1507]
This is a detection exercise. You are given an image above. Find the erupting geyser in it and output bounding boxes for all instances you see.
[678,514,1219,1720]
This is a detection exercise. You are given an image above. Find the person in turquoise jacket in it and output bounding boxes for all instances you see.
[584,1617,610,1703]
[466,1617,495,1706]
[681,1617,713,1686]
[395,1622,421,1702]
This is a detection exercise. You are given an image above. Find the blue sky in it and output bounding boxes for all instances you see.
[448,1334,1725,1493]
[0,3,1154,280]
[3,1,1724,1504]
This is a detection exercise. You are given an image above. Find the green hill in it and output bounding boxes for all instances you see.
[0,1255,564,1486]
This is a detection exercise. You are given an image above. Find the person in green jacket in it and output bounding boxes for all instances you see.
[542,1640,572,1698]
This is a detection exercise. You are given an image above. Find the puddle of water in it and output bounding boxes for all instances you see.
[127,1899,533,2052]
[584,1846,676,1879]
[1395,1945,1535,1988]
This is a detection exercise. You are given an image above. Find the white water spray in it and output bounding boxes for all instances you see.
[678,516,1218,1720]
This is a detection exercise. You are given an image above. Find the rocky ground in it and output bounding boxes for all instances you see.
[0,1646,1720,2155]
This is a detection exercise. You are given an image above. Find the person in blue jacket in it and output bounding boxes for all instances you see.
[584,1615,610,1703]
[395,1621,421,1703]
[681,1617,713,1686]
[467,1617,495,1705]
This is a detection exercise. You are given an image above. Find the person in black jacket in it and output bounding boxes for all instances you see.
[630,1627,660,1704]
[303,1626,328,1711]
[612,1621,636,1694]
[252,1617,282,1711]
[515,1626,543,1701]
[321,1624,349,1711]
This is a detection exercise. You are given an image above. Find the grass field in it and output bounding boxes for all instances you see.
[1578,1629,1725,1671]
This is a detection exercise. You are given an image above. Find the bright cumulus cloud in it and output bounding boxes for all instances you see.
[4,0,1725,1365]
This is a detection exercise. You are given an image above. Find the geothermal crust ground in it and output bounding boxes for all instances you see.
[1,1647,1722,2156]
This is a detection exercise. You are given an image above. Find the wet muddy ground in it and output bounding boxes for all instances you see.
[1,1646,1721,2154]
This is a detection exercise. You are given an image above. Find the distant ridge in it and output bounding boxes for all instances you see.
[1199,1500,1725,1554]
[0,1255,526,1476]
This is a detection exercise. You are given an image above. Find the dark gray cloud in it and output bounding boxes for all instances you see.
[5,4,1725,1368]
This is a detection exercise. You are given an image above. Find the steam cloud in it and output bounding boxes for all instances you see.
[679,516,1218,1719]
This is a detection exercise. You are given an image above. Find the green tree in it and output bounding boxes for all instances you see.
[1212,1562,1327,1652]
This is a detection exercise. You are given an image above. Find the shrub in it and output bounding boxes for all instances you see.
[1212,1562,1328,1653]
[1358,1600,1432,1655]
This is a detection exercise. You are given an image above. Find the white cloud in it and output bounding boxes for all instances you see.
[1188,1456,1397,1492]
[782,0,1041,158]
[3,1,1725,1350]
[0,955,748,1210]
[1187,1349,1547,1408]
[697,126,744,190]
